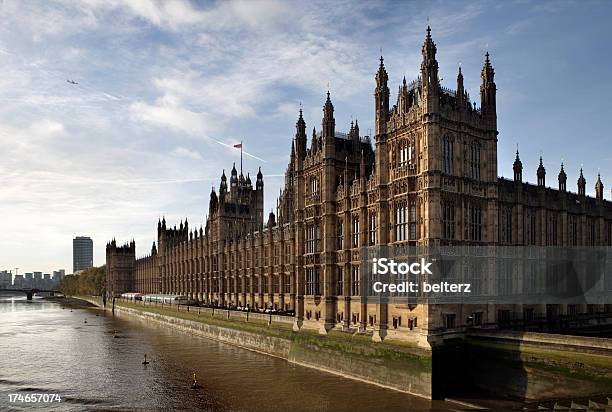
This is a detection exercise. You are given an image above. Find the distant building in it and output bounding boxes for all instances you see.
[52,269,65,283]
[0,270,11,289]
[73,236,93,273]
[13,275,24,289]
[24,273,33,288]
[33,272,42,289]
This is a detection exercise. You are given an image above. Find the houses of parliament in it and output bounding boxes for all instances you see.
[106,27,612,347]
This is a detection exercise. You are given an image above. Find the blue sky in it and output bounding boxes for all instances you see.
[1,0,611,275]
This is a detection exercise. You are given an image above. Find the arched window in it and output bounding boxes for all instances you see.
[368,211,377,245]
[309,175,319,195]
[470,141,481,180]
[398,139,414,167]
[352,215,359,248]
[469,203,483,241]
[443,136,453,174]
[395,202,407,241]
[409,199,418,240]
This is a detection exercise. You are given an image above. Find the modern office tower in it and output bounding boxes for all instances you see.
[0,270,11,289]
[73,236,93,273]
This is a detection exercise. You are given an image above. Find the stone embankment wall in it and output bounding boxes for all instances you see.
[435,330,612,401]
[82,297,433,399]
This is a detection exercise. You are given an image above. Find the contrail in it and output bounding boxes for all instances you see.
[205,135,267,163]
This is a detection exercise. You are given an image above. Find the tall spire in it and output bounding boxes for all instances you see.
[295,107,307,157]
[480,50,496,119]
[456,64,465,109]
[421,26,438,80]
[322,91,335,140]
[375,53,390,136]
[376,54,388,85]
[421,26,439,112]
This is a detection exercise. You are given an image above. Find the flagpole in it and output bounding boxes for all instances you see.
[240,140,243,175]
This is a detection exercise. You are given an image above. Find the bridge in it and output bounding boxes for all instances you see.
[0,289,63,300]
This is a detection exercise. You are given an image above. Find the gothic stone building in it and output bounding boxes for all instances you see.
[107,28,612,348]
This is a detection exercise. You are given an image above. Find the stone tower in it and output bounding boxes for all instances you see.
[105,239,135,297]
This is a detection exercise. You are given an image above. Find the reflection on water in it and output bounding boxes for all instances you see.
[0,295,451,411]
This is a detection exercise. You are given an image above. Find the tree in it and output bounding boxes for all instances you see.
[58,266,106,296]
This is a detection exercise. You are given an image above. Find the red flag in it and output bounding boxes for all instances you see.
[233,143,242,148]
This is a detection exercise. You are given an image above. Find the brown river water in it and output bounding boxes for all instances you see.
[0,294,462,411]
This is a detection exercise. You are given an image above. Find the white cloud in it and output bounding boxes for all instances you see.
[129,99,217,136]
[29,119,65,138]
[171,146,202,160]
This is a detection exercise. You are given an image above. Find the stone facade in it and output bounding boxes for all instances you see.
[106,28,612,348]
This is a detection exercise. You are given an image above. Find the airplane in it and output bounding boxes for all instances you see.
[66,79,78,85]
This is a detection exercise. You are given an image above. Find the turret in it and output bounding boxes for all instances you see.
[578,167,586,196]
[456,65,465,109]
[375,54,390,136]
[322,91,335,140]
[537,156,545,187]
[311,127,318,153]
[513,150,522,182]
[353,119,360,146]
[595,174,604,201]
[220,169,227,192]
[267,210,276,229]
[230,162,238,187]
[209,186,218,213]
[558,163,567,192]
[480,51,497,122]
[256,167,263,190]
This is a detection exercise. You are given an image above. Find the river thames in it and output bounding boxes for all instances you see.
[0,295,460,411]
